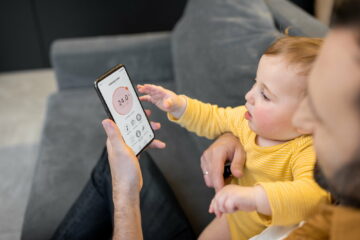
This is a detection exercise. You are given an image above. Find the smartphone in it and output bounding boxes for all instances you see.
[223,161,232,179]
[94,64,155,156]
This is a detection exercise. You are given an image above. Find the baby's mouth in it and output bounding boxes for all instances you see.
[245,111,252,120]
[245,105,253,120]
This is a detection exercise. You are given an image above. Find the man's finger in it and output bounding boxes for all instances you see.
[210,151,227,192]
[150,121,161,130]
[200,155,213,188]
[148,139,166,149]
[203,173,212,188]
[230,147,246,178]
[106,138,112,153]
[102,119,124,147]
[145,109,152,117]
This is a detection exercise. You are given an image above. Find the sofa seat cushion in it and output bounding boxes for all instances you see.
[22,88,107,240]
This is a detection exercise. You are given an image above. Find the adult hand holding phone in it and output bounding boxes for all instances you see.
[102,118,143,240]
[101,106,165,240]
[102,107,165,192]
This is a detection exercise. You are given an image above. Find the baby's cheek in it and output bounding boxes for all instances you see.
[253,108,277,131]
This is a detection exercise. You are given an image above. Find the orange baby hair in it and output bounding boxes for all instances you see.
[264,33,323,76]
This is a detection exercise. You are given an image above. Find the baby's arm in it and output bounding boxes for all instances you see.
[138,84,246,140]
[209,185,271,218]
[209,145,330,225]
[256,146,330,226]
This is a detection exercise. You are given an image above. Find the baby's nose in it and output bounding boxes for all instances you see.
[245,91,254,105]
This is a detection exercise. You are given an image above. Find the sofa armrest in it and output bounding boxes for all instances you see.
[265,0,328,37]
[51,32,174,91]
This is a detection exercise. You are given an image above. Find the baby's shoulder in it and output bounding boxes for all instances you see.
[290,135,313,152]
[289,135,315,166]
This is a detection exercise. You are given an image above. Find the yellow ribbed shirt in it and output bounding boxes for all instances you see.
[168,97,330,240]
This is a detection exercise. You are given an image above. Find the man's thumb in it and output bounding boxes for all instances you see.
[231,150,245,178]
[102,119,123,145]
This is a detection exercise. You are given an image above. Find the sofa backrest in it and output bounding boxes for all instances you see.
[265,0,328,37]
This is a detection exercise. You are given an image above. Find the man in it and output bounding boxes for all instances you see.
[103,0,360,239]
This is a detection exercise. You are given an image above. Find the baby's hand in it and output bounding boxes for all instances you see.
[209,185,258,218]
[137,84,187,119]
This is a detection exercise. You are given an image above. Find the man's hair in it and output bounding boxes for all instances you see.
[264,36,323,76]
[332,0,360,47]
[314,158,360,208]
[332,0,360,28]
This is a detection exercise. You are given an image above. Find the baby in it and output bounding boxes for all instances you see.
[137,36,330,240]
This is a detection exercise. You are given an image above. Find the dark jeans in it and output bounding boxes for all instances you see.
[51,148,196,240]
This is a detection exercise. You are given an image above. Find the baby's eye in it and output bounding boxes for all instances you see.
[261,90,270,101]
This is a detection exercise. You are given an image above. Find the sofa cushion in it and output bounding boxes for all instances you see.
[21,88,107,240]
[171,0,280,150]
[265,0,328,37]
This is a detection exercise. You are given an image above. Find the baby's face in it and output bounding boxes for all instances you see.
[244,55,307,141]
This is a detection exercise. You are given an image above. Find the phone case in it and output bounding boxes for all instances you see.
[94,64,155,156]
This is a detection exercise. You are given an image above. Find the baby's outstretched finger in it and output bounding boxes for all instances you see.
[139,95,152,102]
[137,84,145,92]
[143,84,165,95]
[137,84,156,94]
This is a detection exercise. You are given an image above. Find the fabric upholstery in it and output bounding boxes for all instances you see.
[171,0,281,151]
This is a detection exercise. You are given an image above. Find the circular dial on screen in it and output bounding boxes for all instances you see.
[112,86,133,115]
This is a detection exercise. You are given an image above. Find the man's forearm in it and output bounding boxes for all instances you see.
[113,191,143,240]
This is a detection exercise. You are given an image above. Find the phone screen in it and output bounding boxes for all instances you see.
[96,65,154,155]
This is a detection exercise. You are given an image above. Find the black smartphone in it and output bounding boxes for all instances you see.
[94,64,155,156]
[223,161,232,179]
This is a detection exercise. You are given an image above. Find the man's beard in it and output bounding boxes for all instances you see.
[313,159,360,208]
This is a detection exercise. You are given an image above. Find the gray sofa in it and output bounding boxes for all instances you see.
[21,0,328,239]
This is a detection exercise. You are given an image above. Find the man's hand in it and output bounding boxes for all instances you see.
[102,108,165,193]
[102,119,142,196]
[200,133,246,192]
[102,119,144,240]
